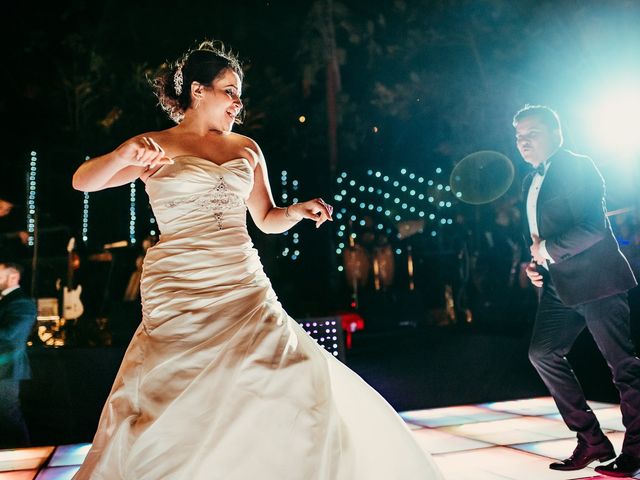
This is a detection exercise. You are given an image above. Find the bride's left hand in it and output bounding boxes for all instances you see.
[290,198,334,228]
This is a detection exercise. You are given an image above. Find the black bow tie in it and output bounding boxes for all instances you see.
[535,164,546,176]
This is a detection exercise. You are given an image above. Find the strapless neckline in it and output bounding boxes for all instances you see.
[147,156,252,181]
[170,156,251,168]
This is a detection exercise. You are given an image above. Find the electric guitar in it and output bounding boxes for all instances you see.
[62,237,84,320]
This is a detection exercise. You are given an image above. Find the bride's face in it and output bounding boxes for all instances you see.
[201,69,243,133]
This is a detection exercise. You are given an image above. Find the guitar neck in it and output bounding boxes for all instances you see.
[67,251,75,289]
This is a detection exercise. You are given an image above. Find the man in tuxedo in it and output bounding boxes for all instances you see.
[516,105,640,477]
[0,261,37,447]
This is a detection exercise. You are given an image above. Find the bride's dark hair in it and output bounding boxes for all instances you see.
[151,40,244,124]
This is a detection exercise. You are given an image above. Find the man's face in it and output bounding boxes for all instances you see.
[0,200,13,217]
[0,265,18,291]
[515,116,561,167]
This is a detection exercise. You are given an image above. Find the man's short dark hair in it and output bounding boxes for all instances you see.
[513,104,562,132]
[0,261,24,277]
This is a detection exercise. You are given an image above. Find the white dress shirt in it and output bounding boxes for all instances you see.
[526,163,555,267]
[1,285,20,298]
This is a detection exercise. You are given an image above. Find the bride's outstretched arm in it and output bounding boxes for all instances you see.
[245,143,333,234]
[72,135,173,192]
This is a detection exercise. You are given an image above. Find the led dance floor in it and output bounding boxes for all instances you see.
[0,397,634,479]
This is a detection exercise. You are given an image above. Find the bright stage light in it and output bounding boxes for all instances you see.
[587,84,640,157]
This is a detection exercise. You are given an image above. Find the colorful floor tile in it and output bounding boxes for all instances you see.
[0,397,636,479]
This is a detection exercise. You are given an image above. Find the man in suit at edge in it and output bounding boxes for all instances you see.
[0,261,37,447]
[516,105,640,477]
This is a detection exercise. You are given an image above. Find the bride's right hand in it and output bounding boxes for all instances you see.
[115,136,173,170]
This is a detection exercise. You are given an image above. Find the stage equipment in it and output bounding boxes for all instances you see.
[36,298,66,347]
[61,238,83,321]
[372,244,394,291]
[343,235,371,308]
[299,316,346,362]
[395,220,424,290]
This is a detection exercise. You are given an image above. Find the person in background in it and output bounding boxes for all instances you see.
[0,261,37,448]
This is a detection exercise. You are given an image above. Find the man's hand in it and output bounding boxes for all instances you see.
[525,262,544,287]
[530,234,547,266]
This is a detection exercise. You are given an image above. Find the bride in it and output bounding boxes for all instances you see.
[71,40,443,480]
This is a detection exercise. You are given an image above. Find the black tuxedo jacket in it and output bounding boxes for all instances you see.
[0,287,37,380]
[522,149,637,306]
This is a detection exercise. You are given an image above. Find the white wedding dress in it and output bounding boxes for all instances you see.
[74,156,443,480]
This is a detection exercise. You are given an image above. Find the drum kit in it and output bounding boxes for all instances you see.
[342,219,424,307]
[341,150,519,316]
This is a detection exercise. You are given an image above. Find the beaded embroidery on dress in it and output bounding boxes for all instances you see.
[164,174,244,230]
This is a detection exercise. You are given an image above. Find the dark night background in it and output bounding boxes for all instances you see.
[2,0,640,445]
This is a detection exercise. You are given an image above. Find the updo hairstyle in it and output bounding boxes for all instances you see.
[151,40,243,123]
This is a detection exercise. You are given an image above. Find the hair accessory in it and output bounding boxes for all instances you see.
[173,66,184,96]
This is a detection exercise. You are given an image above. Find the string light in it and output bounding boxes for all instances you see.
[149,217,157,236]
[281,172,302,261]
[81,156,90,243]
[26,151,37,246]
[82,192,90,243]
[129,182,137,244]
[332,166,457,271]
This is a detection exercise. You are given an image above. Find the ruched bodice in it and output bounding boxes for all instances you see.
[141,157,269,329]
[73,155,443,480]
[146,156,253,237]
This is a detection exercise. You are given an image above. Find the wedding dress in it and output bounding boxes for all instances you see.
[73,156,443,480]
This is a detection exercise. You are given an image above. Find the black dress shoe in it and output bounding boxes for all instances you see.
[594,453,640,478]
[549,438,616,471]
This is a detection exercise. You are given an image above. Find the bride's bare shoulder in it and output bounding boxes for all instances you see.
[227,133,264,169]
[142,128,179,144]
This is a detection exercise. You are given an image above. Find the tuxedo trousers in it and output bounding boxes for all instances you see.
[0,380,30,448]
[528,278,640,456]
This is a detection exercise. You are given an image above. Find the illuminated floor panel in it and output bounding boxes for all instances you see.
[0,397,635,480]
[544,407,626,433]
[410,427,493,454]
[401,405,517,428]
[0,471,39,480]
[34,466,79,480]
[440,416,576,445]
[512,431,625,462]
[46,445,91,468]
[480,397,614,417]
[433,446,601,480]
[0,448,54,472]
[406,397,636,480]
